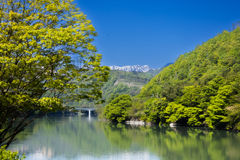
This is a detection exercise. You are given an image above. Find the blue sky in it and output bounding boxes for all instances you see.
[75,0,240,69]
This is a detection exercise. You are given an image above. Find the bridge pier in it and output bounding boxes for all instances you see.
[75,108,96,117]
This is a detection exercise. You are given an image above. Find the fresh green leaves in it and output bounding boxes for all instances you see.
[0,145,25,160]
[136,27,240,129]
[104,95,132,122]
[0,0,109,148]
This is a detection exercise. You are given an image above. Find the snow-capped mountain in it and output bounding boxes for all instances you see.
[109,65,154,72]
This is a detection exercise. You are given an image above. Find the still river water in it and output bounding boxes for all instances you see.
[9,115,240,160]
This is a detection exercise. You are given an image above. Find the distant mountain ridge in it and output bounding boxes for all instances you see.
[109,65,154,72]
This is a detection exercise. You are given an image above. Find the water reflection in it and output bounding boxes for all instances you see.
[9,115,240,160]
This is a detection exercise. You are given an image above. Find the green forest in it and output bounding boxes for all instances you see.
[66,69,162,108]
[2,0,240,159]
[103,27,240,130]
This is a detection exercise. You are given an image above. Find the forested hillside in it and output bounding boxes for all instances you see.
[103,27,240,130]
[66,69,162,108]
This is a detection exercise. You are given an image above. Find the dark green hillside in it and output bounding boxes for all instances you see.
[103,27,240,130]
[139,29,240,100]
[66,69,162,108]
[137,28,240,129]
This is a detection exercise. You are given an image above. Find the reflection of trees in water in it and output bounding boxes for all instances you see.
[101,123,132,149]
[161,127,240,160]
[9,116,120,158]
[9,116,240,160]
[102,123,240,160]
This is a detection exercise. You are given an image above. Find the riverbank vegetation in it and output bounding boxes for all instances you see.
[102,26,240,130]
[0,146,25,160]
[0,0,109,151]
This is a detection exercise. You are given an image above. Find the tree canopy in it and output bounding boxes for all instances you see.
[0,0,109,148]
[136,27,240,129]
[103,94,132,123]
[102,27,240,130]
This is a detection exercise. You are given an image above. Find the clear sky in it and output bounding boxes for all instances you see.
[74,0,240,69]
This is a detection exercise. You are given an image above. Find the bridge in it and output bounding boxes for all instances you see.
[75,108,96,117]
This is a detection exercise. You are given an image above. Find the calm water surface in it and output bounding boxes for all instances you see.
[9,115,240,160]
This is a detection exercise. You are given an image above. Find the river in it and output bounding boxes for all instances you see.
[8,115,240,160]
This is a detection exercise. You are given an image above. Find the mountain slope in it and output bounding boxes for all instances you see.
[135,28,240,129]
[67,69,163,108]
[140,29,240,100]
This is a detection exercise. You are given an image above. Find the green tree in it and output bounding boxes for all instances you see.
[206,85,233,128]
[0,0,109,148]
[107,93,120,104]
[226,104,240,130]
[0,145,25,160]
[164,102,186,124]
[141,97,168,124]
[179,85,201,107]
[104,95,132,122]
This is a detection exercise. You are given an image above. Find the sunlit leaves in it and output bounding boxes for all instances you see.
[0,145,25,160]
[136,27,240,129]
[104,95,132,123]
[0,0,109,147]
